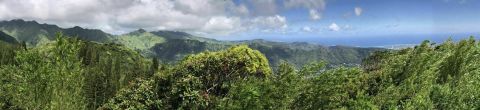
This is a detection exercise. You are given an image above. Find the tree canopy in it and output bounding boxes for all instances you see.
[2,34,480,109]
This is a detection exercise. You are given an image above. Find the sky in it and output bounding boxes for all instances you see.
[0,0,479,46]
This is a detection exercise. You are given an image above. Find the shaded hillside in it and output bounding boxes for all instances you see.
[0,31,18,44]
[123,30,384,67]
[0,19,111,46]
[151,39,383,67]
[242,40,383,67]
[151,39,229,61]
[151,30,192,39]
[0,19,60,46]
[0,32,21,65]
[63,26,112,42]
[111,29,166,57]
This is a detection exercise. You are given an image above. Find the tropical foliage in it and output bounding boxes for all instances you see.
[0,33,152,109]
[2,29,480,109]
[100,36,480,109]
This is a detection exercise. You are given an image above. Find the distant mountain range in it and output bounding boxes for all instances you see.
[0,19,112,46]
[0,19,384,67]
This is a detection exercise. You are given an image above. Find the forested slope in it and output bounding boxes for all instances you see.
[0,19,382,67]
[0,33,154,109]
[0,19,111,47]
[0,31,18,44]
[359,37,480,109]
[2,32,480,109]
[0,32,21,66]
[101,37,480,109]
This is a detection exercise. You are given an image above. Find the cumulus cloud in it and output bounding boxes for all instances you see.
[309,9,321,20]
[284,0,326,9]
[329,23,340,31]
[328,23,340,31]
[354,7,363,16]
[250,15,288,32]
[302,26,313,32]
[233,4,250,16]
[285,0,326,20]
[0,0,337,36]
[0,0,291,35]
[202,16,242,35]
[327,23,354,32]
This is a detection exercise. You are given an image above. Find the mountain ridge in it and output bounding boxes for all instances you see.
[0,19,385,67]
[0,19,111,46]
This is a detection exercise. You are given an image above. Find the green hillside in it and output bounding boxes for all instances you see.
[240,40,383,67]
[151,38,382,67]
[63,26,112,42]
[0,32,21,65]
[112,29,166,57]
[100,37,480,109]
[0,19,382,67]
[0,19,111,46]
[0,31,18,44]
[0,19,60,46]
[2,31,480,109]
[0,34,153,109]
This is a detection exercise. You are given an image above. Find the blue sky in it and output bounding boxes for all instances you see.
[0,0,479,46]
[220,0,480,44]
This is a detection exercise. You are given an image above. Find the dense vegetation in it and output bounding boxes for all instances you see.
[100,36,480,109]
[0,19,381,67]
[1,29,480,109]
[0,19,111,47]
[0,33,152,109]
[0,31,19,44]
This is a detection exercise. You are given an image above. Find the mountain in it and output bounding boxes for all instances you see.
[112,29,166,56]
[151,30,221,43]
[0,19,384,67]
[63,26,112,42]
[0,31,18,44]
[0,19,111,47]
[240,40,383,67]
[0,19,60,46]
[149,35,383,67]
[151,30,192,39]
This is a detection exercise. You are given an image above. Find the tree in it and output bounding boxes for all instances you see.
[151,57,159,74]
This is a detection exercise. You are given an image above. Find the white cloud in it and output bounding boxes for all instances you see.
[250,15,288,32]
[233,4,250,16]
[329,23,340,31]
[285,0,326,21]
[309,9,321,20]
[327,23,354,32]
[354,7,363,16]
[302,26,313,32]
[202,16,242,35]
[0,0,290,36]
[284,0,326,9]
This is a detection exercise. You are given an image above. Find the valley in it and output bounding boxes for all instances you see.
[0,19,383,67]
